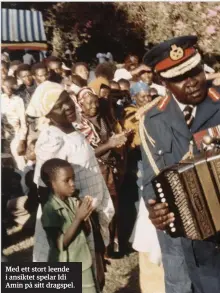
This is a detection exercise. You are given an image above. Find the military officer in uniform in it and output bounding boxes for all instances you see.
[140,35,220,293]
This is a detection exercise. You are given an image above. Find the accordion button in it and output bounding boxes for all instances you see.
[159,193,164,198]
[169,223,174,228]
[158,188,163,193]
[156,183,161,188]
[171,228,176,233]
[161,198,166,203]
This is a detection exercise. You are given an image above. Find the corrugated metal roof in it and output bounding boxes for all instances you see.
[1,8,47,42]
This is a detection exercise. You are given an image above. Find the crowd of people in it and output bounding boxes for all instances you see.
[1,34,220,293]
[1,50,164,291]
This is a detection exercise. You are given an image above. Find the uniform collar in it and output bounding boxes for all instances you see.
[148,87,220,135]
[172,95,197,117]
[148,94,191,140]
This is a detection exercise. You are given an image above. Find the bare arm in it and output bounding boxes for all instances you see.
[95,141,112,157]
[95,133,127,157]
[205,72,220,80]
[130,64,152,77]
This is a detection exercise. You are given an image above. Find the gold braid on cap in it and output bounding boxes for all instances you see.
[160,53,201,79]
[138,96,163,175]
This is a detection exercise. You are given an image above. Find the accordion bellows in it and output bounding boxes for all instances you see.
[152,152,220,240]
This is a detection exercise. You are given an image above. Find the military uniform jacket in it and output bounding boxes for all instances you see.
[141,86,220,203]
[42,195,92,269]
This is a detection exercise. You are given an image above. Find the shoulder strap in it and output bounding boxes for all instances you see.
[138,97,163,176]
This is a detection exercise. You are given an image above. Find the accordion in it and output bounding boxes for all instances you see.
[152,152,220,240]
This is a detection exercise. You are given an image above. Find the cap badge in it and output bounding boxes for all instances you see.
[170,44,184,61]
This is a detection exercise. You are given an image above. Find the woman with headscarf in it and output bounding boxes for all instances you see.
[26,81,114,291]
[123,81,152,147]
[74,87,128,255]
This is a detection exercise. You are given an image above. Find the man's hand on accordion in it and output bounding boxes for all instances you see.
[148,199,175,230]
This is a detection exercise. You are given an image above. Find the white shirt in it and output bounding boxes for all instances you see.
[1,94,27,140]
[23,53,36,65]
[173,95,197,118]
[96,53,106,64]
[106,52,113,62]
[114,68,132,81]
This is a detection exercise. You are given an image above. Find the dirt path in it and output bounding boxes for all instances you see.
[3,225,165,293]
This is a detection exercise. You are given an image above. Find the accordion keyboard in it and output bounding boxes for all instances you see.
[152,151,220,240]
[165,171,200,239]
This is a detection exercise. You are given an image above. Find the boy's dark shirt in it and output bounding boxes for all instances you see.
[17,82,37,109]
[17,82,38,140]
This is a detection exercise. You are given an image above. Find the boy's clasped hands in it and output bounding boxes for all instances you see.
[76,195,95,222]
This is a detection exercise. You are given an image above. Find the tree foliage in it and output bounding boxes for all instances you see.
[44,2,145,61]
[43,2,94,57]
[115,2,220,55]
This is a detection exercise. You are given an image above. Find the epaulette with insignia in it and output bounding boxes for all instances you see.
[157,94,171,111]
[135,96,163,120]
[208,87,220,102]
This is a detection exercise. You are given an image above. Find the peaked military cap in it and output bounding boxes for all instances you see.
[143,35,201,79]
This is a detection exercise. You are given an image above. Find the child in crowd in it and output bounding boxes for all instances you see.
[40,158,99,293]
[1,76,27,171]
[118,78,130,92]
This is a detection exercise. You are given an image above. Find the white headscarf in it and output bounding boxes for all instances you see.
[26,81,64,118]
